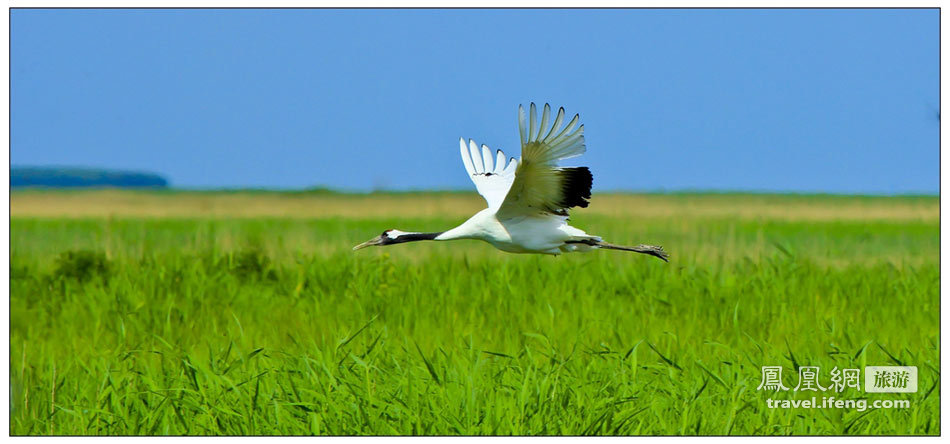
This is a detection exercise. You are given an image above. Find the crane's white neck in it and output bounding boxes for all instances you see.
[434,210,495,241]
[434,226,471,241]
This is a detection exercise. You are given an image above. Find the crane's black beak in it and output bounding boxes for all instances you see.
[353,235,385,251]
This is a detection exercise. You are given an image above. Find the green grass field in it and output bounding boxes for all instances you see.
[10,190,940,435]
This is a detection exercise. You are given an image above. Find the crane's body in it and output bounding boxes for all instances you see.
[354,103,669,261]
[433,209,597,255]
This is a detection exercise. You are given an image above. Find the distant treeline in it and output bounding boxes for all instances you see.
[11,167,169,188]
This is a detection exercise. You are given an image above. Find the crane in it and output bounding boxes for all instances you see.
[353,103,669,261]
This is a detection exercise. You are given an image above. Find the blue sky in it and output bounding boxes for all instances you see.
[11,9,939,193]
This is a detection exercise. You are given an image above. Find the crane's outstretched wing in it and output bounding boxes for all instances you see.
[458,137,519,209]
[496,103,591,218]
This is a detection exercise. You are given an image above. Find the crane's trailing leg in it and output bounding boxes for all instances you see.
[566,239,670,262]
[600,242,670,262]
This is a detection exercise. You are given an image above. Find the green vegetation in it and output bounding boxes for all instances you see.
[10,191,939,435]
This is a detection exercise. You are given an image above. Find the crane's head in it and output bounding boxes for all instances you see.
[352,229,402,250]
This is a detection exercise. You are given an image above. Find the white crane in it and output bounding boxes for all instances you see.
[353,103,669,261]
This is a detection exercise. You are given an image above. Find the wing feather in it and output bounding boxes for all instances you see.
[528,103,538,144]
[536,103,550,141]
[495,150,507,173]
[481,144,494,172]
[503,156,518,175]
[459,138,476,177]
[468,139,484,172]
[542,106,565,142]
[518,106,527,147]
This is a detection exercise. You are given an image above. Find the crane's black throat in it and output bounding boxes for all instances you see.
[385,231,444,245]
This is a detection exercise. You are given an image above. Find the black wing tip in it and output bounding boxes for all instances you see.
[557,167,593,209]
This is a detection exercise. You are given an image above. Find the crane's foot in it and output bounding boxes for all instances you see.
[631,244,669,262]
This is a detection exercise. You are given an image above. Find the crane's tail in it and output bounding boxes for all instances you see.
[567,239,670,262]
